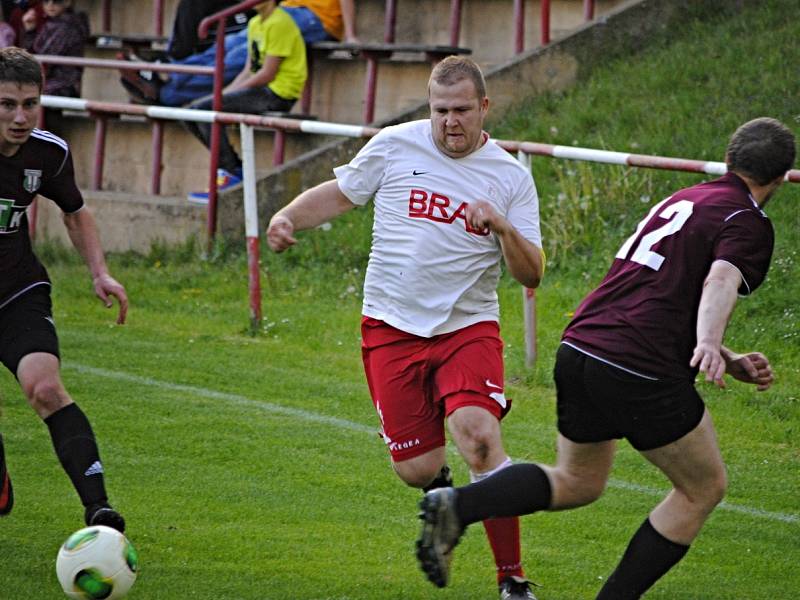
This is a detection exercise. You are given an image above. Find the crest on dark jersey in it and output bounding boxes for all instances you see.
[23,169,42,193]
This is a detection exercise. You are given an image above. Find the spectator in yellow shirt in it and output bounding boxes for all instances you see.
[184,0,307,202]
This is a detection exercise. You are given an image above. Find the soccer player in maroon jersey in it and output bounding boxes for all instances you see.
[415,117,796,599]
[0,48,128,532]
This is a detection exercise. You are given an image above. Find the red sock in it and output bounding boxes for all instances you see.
[482,516,524,583]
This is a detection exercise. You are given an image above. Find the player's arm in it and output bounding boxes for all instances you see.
[690,260,742,387]
[267,180,356,252]
[63,207,128,325]
[465,200,543,288]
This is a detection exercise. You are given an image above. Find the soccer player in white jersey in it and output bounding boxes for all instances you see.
[267,56,545,600]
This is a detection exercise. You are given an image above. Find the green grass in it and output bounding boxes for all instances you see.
[2,1,799,598]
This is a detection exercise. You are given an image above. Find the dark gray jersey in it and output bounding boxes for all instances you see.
[0,128,84,308]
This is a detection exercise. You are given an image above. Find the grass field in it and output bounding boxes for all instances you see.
[2,2,799,599]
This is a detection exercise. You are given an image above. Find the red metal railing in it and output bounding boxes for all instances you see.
[40,0,602,246]
[197,0,264,249]
[35,54,215,196]
[448,0,462,46]
[541,0,551,45]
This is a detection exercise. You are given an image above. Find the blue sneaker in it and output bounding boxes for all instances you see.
[187,168,243,204]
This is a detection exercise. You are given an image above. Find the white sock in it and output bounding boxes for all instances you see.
[470,456,513,483]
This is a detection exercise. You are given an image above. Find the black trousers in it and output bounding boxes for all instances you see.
[167,0,252,60]
[184,87,295,173]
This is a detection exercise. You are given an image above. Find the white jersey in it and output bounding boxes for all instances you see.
[334,119,541,338]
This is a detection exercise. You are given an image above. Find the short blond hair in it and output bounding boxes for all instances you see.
[428,56,486,100]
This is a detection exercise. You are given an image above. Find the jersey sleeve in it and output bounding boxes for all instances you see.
[505,172,542,248]
[333,131,390,206]
[265,14,298,58]
[713,210,773,295]
[38,146,84,214]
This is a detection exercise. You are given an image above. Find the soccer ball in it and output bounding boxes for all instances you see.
[56,525,139,599]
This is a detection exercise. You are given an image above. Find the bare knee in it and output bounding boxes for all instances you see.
[448,409,503,473]
[393,461,442,488]
[548,466,606,509]
[22,377,70,417]
[458,427,494,471]
[391,448,447,489]
[690,469,727,509]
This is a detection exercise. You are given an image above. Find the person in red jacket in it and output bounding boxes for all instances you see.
[21,0,88,97]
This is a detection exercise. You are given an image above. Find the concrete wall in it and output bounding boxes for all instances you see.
[35,191,208,253]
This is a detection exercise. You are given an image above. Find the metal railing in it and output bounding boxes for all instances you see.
[34,97,800,358]
[36,54,215,195]
[43,0,602,247]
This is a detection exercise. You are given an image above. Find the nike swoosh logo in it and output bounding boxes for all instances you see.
[412,170,428,175]
[489,391,507,409]
[485,379,503,390]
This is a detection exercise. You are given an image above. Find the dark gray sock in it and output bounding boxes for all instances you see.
[596,518,689,600]
[45,403,108,507]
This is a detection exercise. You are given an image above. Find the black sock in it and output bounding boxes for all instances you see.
[596,518,689,600]
[455,463,551,525]
[423,464,453,493]
[45,403,108,508]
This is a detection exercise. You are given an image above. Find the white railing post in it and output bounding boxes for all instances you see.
[517,150,537,367]
[240,123,262,331]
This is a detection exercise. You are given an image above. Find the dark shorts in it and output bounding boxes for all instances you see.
[554,343,704,451]
[0,286,60,376]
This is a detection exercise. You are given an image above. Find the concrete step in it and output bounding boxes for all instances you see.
[35,190,206,253]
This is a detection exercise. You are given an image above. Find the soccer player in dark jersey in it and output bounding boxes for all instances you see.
[414,117,796,599]
[0,47,128,532]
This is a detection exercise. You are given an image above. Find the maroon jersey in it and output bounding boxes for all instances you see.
[0,129,84,309]
[563,173,773,380]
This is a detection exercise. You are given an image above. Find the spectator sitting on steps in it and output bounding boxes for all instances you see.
[182,0,307,204]
[119,0,356,108]
[0,12,15,47]
[21,0,88,97]
[4,0,43,45]
[166,0,254,61]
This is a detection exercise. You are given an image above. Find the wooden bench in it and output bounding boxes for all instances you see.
[309,41,471,62]
[305,42,472,123]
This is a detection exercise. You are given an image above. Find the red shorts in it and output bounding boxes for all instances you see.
[361,317,510,461]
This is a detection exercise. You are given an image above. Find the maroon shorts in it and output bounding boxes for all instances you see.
[361,317,509,461]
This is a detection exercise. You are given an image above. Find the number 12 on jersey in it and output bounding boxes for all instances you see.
[615,199,694,271]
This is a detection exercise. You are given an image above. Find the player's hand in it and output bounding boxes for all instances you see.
[725,351,774,391]
[465,200,505,235]
[690,341,726,388]
[267,214,297,252]
[93,274,128,325]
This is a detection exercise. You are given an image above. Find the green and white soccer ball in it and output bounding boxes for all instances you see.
[56,525,139,599]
